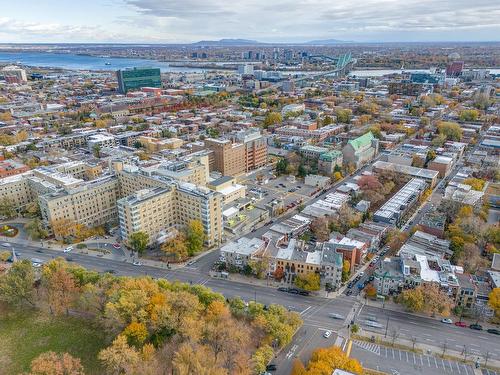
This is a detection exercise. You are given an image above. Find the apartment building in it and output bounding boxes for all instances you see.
[87,133,117,151]
[54,161,102,181]
[0,159,29,178]
[117,178,223,247]
[204,138,246,176]
[39,175,120,231]
[232,129,268,172]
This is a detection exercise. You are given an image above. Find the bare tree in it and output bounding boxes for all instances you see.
[462,345,469,362]
[483,351,490,367]
[390,328,399,346]
[441,341,448,357]
[411,337,417,351]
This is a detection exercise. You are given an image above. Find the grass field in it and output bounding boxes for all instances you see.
[0,303,107,375]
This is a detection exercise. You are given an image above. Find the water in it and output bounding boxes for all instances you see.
[350,68,500,77]
[0,51,212,73]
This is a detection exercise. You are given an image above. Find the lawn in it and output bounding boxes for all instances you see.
[0,303,107,375]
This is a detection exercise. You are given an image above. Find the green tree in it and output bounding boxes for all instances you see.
[322,115,333,126]
[263,112,282,128]
[129,231,149,254]
[24,218,48,240]
[437,121,462,141]
[186,220,205,255]
[0,259,36,306]
[335,108,352,124]
[275,158,288,175]
[463,177,486,191]
[459,109,479,122]
[92,144,101,158]
[294,273,320,291]
[0,198,16,218]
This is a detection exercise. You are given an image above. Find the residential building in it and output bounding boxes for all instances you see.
[208,176,246,205]
[342,132,379,169]
[87,133,117,151]
[318,150,343,175]
[0,159,29,178]
[204,138,246,176]
[373,178,426,225]
[428,155,454,178]
[232,129,267,172]
[116,67,162,94]
[219,237,265,269]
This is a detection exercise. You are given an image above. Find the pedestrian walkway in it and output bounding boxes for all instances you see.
[353,339,381,355]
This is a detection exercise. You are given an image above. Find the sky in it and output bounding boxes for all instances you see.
[1,0,499,43]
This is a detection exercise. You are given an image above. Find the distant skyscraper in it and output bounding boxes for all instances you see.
[116,67,161,94]
[446,61,464,77]
[284,49,293,61]
[238,64,254,75]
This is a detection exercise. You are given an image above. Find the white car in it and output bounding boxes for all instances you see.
[32,262,42,268]
[132,261,142,266]
[1,243,10,247]
[329,313,345,320]
[364,320,383,328]
[323,330,332,338]
[63,246,73,253]
[441,318,453,324]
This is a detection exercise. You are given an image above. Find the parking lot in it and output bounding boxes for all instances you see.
[352,340,478,375]
[241,167,321,211]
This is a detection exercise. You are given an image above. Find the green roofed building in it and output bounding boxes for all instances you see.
[318,150,343,174]
[116,67,161,94]
[342,131,379,169]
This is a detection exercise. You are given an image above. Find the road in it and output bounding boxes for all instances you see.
[357,304,500,361]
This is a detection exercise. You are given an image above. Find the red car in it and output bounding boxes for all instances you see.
[454,321,467,328]
[112,243,121,249]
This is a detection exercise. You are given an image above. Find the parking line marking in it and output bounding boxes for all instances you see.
[392,348,395,359]
[405,351,408,362]
[385,347,388,357]
[434,357,438,368]
[456,361,461,374]
[413,352,416,364]
[441,359,446,370]
[420,355,423,366]
[463,365,469,375]
[427,356,431,367]
[300,306,312,315]
[448,360,453,372]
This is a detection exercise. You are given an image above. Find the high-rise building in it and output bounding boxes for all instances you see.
[446,61,464,77]
[116,67,162,94]
[238,64,254,75]
[232,129,268,172]
[204,138,246,176]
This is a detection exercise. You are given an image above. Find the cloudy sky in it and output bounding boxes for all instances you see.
[1,0,499,43]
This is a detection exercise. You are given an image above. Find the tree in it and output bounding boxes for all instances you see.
[306,345,363,375]
[42,259,79,316]
[161,234,189,261]
[459,109,479,122]
[437,121,462,141]
[341,260,351,282]
[251,345,274,374]
[0,259,36,306]
[275,158,288,175]
[335,108,352,124]
[98,335,140,375]
[333,171,342,182]
[400,288,425,312]
[263,112,282,128]
[322,115,333,126]
[26,351,85,375]
[186,220,205,255]
[123,321,148,347]
[0,197,16,218]
[129,231,149,254]
[463,177,485,191]
[365,284,377,299]
[400,284,452,317]
[294,273,320,291]
[310,216,331,242]
[489,288,500,321]
[431,134,447,147]
[358,175,385,204]
[290,359,306,375]
[24,218,48,240]
[92,144,101,158]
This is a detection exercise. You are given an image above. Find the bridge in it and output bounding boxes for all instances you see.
[293,52,355,83]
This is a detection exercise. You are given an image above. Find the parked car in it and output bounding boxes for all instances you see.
[441,318,453,324]
[346,289,353,296]
[104,269,116,274]
[63,246,73,253]
[277,287,288,292]
[364,320,383,328]
[487,329,500,335]
[469,324,483,331]
[298,290,310,296]
[112,243,121,249]
[265,364,277,371]
[132,261,142,266]
[454,321,467,328]
[287,288,299,294]
[323,330,332,338]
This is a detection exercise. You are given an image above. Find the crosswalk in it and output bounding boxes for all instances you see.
[353,340,381,356]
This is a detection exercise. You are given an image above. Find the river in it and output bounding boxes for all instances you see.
[0,51,498,76]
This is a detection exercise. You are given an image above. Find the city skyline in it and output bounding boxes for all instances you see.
[1,0,500,44]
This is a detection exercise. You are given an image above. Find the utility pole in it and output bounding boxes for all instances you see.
[384,316,390,338]
[254,290,257,304]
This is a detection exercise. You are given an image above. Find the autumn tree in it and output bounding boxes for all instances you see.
[290,359,306,375]
[24,218,48,240]
[310,216,332,242]
[98,335,140,375]
[400,284,452,317]
[463,177,486,191]
[365,284,377,299]
[186,220,205,255]
[252,345,274,374]
[341,260,351,282]
[0,197,16,218]
[129,231,149,254]
[295,272,320,291]
[123,321,148,347]
[358,175,384,204]
[161,234,189,261]
[488,288,500,322]
[26,351,85,375]
[263,112,282,128]
[0,259,36,306]
[335,108,352,123]
[306,345,363,375]
[437,121,462,141]
[42,259,79,315]
[459,109,479,122]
